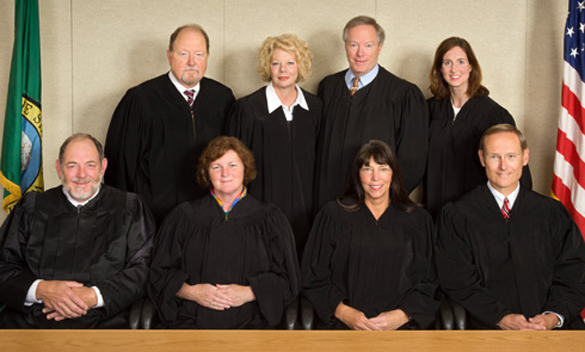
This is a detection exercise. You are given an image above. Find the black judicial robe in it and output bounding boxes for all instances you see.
[0,185,155,329]
[436,185,585,329]
[148,194,300,329]
[301,201,440,329]
[104,74,235,226]
[424,96,532,218]
[226,87,322,257]
[315,66,428,210]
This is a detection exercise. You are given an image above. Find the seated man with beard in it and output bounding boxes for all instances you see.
[0,133,155,328]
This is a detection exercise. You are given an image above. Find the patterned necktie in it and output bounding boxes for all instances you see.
[350,77,360,96]
[501,197,510,219]
[184,89,195,111]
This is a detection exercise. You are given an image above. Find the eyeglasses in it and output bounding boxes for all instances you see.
[484,153,521,163]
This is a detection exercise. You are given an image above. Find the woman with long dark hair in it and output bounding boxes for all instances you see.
[424,37,531,219]
[301,140,440,330]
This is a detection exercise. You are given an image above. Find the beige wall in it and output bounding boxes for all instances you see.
[0,0,567,222]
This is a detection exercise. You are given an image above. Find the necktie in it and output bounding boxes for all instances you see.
[184,89,195,111]
[501,197,510,219]
[350,77,360,96]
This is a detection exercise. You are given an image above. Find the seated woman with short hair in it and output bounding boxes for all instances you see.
[302,140,440,330]
[148,136,300,329]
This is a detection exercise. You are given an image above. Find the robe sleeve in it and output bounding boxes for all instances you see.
[394,83,429,193]
[396,210,441,328]
[147,207,193,324]
[225,98,255,146]
[301,204,349,325]
[0,193,39,310]
[104,88,151,192]
[542,200,585,323]
[94,193,154,318]
[247,208,301,326]
[435,203,511,328]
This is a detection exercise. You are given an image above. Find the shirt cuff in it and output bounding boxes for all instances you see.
[543,311,564,328]
[25,279,43,306]
[91,286,104,308]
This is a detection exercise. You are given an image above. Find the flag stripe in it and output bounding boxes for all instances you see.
[559,101,585,159]
[563,61,585,108]
[556,128,585,190]
[554,149,585,216]
[552,174,585,232]
[561,83,585,135]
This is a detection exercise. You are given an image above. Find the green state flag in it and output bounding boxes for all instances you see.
[0,0,43,213]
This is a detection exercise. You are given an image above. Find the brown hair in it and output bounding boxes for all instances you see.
[169,24,210,53]
[479,123,527,153]
[257,33,313,83]
[59,133,104,164]
[196,136,256,190]
[338,140,417,213]
[429,37,489,100]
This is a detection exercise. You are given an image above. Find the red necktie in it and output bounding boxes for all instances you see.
[184,89,195,111]
[501,198,510,219]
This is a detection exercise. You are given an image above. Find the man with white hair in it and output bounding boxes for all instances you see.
[105,24,235,226]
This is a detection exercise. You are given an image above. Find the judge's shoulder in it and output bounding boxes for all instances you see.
[438,184,489,222]
[166,193,284,221]
[123,74,233,98]
[198,76,234,97]
[318,69,347,86]
[229,87,266,114]
[376,66,426,100]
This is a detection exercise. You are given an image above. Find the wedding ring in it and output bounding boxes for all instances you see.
[210,301,215,307]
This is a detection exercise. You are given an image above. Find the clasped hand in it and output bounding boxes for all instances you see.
[36,280,97,321]
[497,313,559,330]
[177,283,256,311]
[334,302,410,330]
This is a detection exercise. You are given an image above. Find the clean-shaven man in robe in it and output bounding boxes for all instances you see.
[436,124,585,330]
[315,15,428,211]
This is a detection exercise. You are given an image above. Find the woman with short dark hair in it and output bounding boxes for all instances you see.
[148,136,300,329]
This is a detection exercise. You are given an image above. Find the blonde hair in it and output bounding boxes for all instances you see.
[257,34,313,83]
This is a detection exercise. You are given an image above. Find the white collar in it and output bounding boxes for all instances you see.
[265,82,309,114]
[487,181,520,209]
[62,184,101,207]
[168,71,200,100]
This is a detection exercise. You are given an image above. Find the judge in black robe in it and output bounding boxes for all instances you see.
[436,124,585,330]
[105,73,234,226]
[302,140,440,330]
[424,37,531,219]
[226,34,322,257]
[227,88,321,257]
[436,184,585,329]
[148,136,300,329]
[425,95,532,218]
[315,65,428,211]
[0,184,154,328]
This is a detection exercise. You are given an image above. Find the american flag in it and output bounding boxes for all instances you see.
[553,0,585,238]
